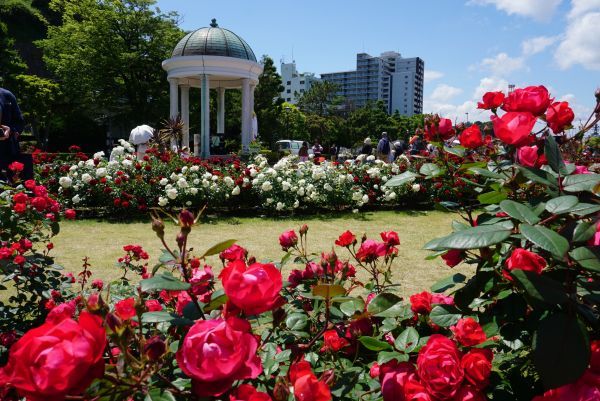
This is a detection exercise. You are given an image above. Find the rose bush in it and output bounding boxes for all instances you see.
[0,84,598,401]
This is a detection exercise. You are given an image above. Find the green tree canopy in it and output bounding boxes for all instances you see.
[297,81,339,117]
[254,55,284,146]
[38,0,183,129]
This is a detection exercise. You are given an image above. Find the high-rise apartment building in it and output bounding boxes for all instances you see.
[321,51,424,116]
[280,61,320,104]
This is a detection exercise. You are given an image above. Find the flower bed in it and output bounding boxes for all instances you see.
[0,85,599,401]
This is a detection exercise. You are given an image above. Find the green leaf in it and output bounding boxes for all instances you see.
[511,270,568,305]
[519,166,558,188]
[520,224,569,258]
[544,135,567,175]
[443,145,465,157]
[499,200,541,224]
[420,163,443,177]
[384,171,419,187]
[366,292,402,315]
[378,351,409,365]
[562,173,600,193]
[394,327,420,353]
[429,305,462,327]
[286,313,308,330]
[312,284,346,299]
[141,311,177,323]
[534,313,590,389]
[201,239,237,258]
[424,221,513,251]
[569,247,600,272]
[573,221,597,242]
[358,336,392,351]
[430,273,467,293]
[340,298,365,316]
[158,249,176,264]
[204,289,227,312]
[145,389,176,401]
[568,203,600,216]
[478,190,508,204]
[140,272,190,292]
[545,195,579,214]
[468,167,504,179]
[375,303,414,320]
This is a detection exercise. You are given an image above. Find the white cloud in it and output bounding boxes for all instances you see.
[424,70,444,83]
[568,0,600,18]
[478,52,526,76]
[430,84,463,102]
[472,76,509,99]
[559,93,594,122]
[555,10,600,70]
[521,36,559,56]
[469,0,562,21]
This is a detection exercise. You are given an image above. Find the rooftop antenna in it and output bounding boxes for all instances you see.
[292,46,295,63]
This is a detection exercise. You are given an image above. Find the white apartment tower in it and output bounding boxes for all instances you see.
[321,51,424,116]
[280,61,320,104]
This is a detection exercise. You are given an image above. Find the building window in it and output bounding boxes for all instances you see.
[287,98,291,101]
[300,89,305,93]
[287,81,291,85]
[299,81,305,85]
[286,89,291,93]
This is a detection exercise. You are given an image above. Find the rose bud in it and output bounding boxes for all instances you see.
[320,369,336,386]
[86,293,103,312]
[176,231,186,248]
[105,312,125,336]
[179,209,195,228]
[144,336,167,361]
[247,256,256,264]
[299,224,309,235]
[151,217,165,239]
[273,378,291,401]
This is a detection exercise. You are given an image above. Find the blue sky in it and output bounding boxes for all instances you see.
[156,0,599,123]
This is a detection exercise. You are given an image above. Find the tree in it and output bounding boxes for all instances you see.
[297,81,339,116]
[38,0,183,131]
[277,102,307,141]
[0,22,27,87]
[254,55,284,146]
[346,101,395,145]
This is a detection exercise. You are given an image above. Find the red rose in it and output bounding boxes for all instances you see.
[380,231,400,247]
[591,340,600,374]
[459,125,485,149]
[461,348,493,389]
[12,192,28,204]
[64,209,77,220]
[31,196,47,212]
[504,248,547,280]
[91,279,103,290]
[517,145,546,168]
[546,101,574,133]
[145,299,163,311]
[13,203,27,214]
[8,161,24,172]
[425,117,455,142]
[532,370,600,401]
[0,312,105,401]
[491,112,537,146]
[417,335,464,400]
[379,360,416,401]
[335,230,356,247]
[356,240,386,262]
[451,317,487,346]
[290,362,332,401]
[177,317,262,397]
[220,244,248,261]
[321,329,350,353]
[503,85,552,116]
[453,385,487,401]
[431,293,454,306]
[230,384,272,401]
[410,291,433,314]
[442,249,463,267]
[477,91,505,110]
[114,297,136,320]
[279,230,298,250]
[369,363,380,378]
[220,260,283,315]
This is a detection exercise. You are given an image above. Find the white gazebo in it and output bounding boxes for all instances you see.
[162,19,263,157]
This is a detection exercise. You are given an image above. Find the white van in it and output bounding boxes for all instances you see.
[275,140,313,156]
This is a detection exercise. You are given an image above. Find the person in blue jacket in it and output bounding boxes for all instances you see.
[0,88,27,182]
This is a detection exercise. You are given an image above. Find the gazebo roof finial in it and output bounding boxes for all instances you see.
[210,18,218,28]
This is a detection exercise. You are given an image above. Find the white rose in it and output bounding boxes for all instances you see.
[224,176,234,187]
[121,159,132,167]
[297,187,305,196]
[59,177,72,188]
[362,194,369,203]
[367,155,375,161]
[96,168,107,178]
[190,188,198,195]
[72,195,81,204]
[81,173,93,184]
[93,151,105,159]
[166,188,178,199]
[324,183,333,192]
[190,165,199,172]
[266,198,273,204]
[69,165,78,172]
[177,178,188,188]
[412,184,421,192]
[159,178,168,186]
[158,197,168,207]
[232,186,241,196]
[276,202,284,211]
[250,168,258,177]
[261,181,272,192]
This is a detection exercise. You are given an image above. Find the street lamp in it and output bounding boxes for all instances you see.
[465,112,469,124]
[284,105,291,140]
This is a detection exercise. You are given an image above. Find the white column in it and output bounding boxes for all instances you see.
[180,85,190,149]
[168,78,179,119]
[217,87,226,134]
[250,83,256,141]
[200,74,211,158]
[241,78,251,153]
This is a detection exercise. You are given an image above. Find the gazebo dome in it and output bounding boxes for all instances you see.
[172,19,257,62]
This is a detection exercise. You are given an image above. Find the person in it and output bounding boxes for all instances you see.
[129,124,154,159]
[360,138,373,156]
[298,141,309,162]
[393,140,406,161]
[377,132,391,161]
[0,87,27,182]
[312,140,323,158]
[329,143,338,161]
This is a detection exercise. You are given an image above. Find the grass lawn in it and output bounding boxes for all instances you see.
[51,210,473,298]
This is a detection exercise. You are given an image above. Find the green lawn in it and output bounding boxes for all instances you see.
[51,210,473,298]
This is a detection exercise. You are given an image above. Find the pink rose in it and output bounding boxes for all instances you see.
[279,230,298,250]
[491,112,537,146]
[417,335,464,399]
